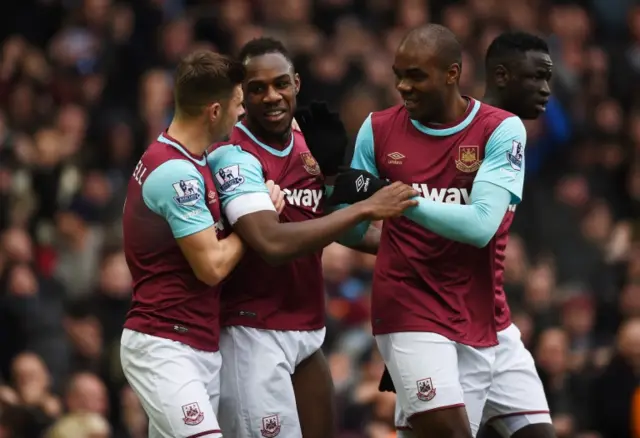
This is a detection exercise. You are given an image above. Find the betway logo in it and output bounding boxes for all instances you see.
[283,188,323,212]
[412,183,471,204]
[412,183,517,212]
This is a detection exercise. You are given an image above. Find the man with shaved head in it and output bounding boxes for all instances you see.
[330,23,530,438]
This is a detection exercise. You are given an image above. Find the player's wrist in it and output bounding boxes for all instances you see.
[351,201,374,220]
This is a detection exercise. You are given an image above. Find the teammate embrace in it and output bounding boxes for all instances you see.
[121,41,415,438]
[121,24,555,438]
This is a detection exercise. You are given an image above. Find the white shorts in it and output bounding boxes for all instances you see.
[120,329,223,438]
[376,332,496,437]
[482,324,552,437]
[218,326,325,438]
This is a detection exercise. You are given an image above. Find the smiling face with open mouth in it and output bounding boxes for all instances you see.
[243,52,300,142]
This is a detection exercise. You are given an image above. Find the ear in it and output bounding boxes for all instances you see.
[446,63,461,85]
[494,64,509,88]
[294,73,301,95]
[209,102,222,122]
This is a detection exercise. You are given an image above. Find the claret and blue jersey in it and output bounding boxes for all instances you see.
[206,122,327,331]
[122,132,227,352]
[349,98,526,347]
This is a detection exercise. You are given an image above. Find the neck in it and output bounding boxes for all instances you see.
[421,94,468,125]
[245,117,291,148]
[166,117,210,157]
[482,89,504,109]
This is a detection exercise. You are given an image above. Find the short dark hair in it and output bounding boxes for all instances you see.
[238,37,292,66]
[174,50,244,117]
[401,24,462,69]
[485,31,549,69]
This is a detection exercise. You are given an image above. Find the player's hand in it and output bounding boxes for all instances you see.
[266,180,286,214]
[360,181,418,220]
[327,167,390,205]
[294,101,349,177]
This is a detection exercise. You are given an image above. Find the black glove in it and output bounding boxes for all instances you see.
[327,167,390,205]
[294,101,349,177]
[378,365,396,393]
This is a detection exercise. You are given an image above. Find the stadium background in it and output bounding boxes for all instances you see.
[0,0,639,436]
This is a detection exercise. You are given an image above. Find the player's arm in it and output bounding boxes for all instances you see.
[333,113,379,249]
[209,145,380,266]
[142,160,244,286]
[403,116,527,248]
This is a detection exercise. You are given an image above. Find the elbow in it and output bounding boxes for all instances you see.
[195,264,224,286]
[194,270,222,287]
[195,253,228,286]
[467,227,499,248]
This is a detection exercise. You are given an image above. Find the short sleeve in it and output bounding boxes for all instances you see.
[207,144,275,225]
[142,159,215,239]
[350,114,380,177]
[474,116,527,204]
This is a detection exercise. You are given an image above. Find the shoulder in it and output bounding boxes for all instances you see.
[471,103,523,141]
[147,159,200,182]
[141,139,171,165]
[371,105,406,126]
[369,105,407,143]
[474,102,517,129]
[292,129,307,148]
[207,143,263,170]
[142,159,202,207]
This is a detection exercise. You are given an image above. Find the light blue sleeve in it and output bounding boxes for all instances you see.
[403,181,511,248]
[350,114,380,177]
[206,144,268,209]
[473,116,527,204]
[336,114,380,245]
[142,159,214,239]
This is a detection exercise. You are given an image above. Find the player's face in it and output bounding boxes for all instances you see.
[505,51,552,119]
[243,53,300,136]
[393,45,460,122]
[208,85,244,142]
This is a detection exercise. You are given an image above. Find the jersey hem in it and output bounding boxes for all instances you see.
[372,324,498,348]
[123,319,220,352]
[496,319,512,331]
[221,320,325,332]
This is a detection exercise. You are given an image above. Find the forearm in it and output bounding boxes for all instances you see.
[403,183,511,248]
[212,233,246,279]
[325,198,373,251]
[257,204,370,264]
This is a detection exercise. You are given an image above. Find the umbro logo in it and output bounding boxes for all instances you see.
[388,152,405,164]
[355,175,370,192]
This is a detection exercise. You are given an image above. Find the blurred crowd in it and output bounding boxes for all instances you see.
[0,0,639,437]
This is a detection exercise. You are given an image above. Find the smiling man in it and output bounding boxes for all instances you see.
[326,24,531,438]
[206,37,418,438]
